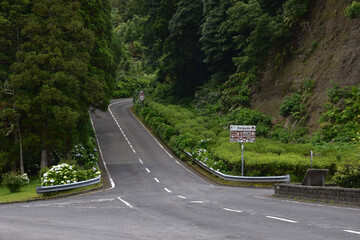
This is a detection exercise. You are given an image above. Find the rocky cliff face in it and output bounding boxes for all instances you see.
[252,0,360,133]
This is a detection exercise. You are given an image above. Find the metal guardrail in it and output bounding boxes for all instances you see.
[36,175,101,194]
[184,151,290,183]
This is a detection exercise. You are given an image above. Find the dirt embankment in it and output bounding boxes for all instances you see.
[252,0,360,133]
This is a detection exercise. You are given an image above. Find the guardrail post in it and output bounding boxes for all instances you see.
[241,143,244,176]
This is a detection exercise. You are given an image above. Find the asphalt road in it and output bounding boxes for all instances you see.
[1,98,359,240]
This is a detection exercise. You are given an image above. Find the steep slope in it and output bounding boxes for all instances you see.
[252,0,360,133]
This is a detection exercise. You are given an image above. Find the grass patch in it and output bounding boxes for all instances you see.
[0,178,103,204]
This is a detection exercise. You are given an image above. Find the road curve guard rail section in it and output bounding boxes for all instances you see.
[36,175,101,194]
[184,151,290,183]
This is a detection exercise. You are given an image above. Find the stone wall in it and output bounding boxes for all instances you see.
[275,184,360,206]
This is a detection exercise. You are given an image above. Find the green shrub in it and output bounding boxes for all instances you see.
[170,134,197,153]
[162,125,176,140]
[318,86,360,142]
[345,1,360,19]
[271,125,308,143]
[283,0,309,27]
[2,172,29,193]
[279,93,306,119]
[222,108,272,137]
[333,161,360,188]
[220,72,257,111]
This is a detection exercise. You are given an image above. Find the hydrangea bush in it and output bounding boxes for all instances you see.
[191,148,230,174]
[41,163,101,186]
[2,172,30,193]
[71,139,99,166]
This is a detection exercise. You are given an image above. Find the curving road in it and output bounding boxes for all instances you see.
[0,98,359,240]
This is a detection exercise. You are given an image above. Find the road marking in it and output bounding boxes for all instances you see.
[190,201,205,204]
[90,114,115,190]
[154,178,159,183]
[117,197,133,208]
[223,208,243,213]
[253,195,360,211]
[109,102,140,158]
[178,195,187,199]
[344,230,360,235]
[131,111,173,159]
[139,158,144,164]
[164,188,172,193]
[266,216,298,223]
[146,168,150,173]
[129,106,211,186]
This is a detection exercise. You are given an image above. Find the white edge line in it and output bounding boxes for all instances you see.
[223,208,243,213]
[164,188,172,193]
[128,106,173,158]
[253,196,360,211]
[344,230,360,235]
[117,197,133,208]
[266,216,298,223]
[109,103,138,157]
[128,106,211,185]
[90,114,115,190]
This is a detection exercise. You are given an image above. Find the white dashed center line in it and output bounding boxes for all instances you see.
[146,168,150,173]
[266,216,298,223]
[344,230,360,235]
[164,188,172,193]
[154,178,160,183]
[223,208,243,213]
[178,195,187,199]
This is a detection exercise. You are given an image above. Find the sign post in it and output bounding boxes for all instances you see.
[230,125,256,176]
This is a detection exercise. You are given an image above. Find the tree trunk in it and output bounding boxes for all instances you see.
[40,148,48,170]
[16,118,24,174]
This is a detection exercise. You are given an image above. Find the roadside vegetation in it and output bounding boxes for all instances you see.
[134,94,359,184]
[0,176,102,204]
[117,0,359,187]
[0,1,114,197]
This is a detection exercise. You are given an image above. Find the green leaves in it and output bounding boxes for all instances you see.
[0,0,117,172]
[319,86,360,142]
[345,1,360,19]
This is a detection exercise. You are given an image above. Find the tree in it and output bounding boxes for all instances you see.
[0,0,31,174]
[159,0,208,97]
[9,0,115,169]
[200,0,234,83]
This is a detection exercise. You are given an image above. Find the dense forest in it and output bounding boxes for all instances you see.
[113,0,360,185]
[1,0,359,183]
[0,0,118,176]
[113,0,359,142]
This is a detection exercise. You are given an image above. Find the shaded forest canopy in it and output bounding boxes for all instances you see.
[112,0,359,140]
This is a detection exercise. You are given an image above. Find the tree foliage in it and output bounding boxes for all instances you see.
[0,0,117,173]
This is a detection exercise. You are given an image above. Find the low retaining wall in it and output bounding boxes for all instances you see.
[275,184,360,206]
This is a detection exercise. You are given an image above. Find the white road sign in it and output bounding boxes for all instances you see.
[230,125,256,143]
